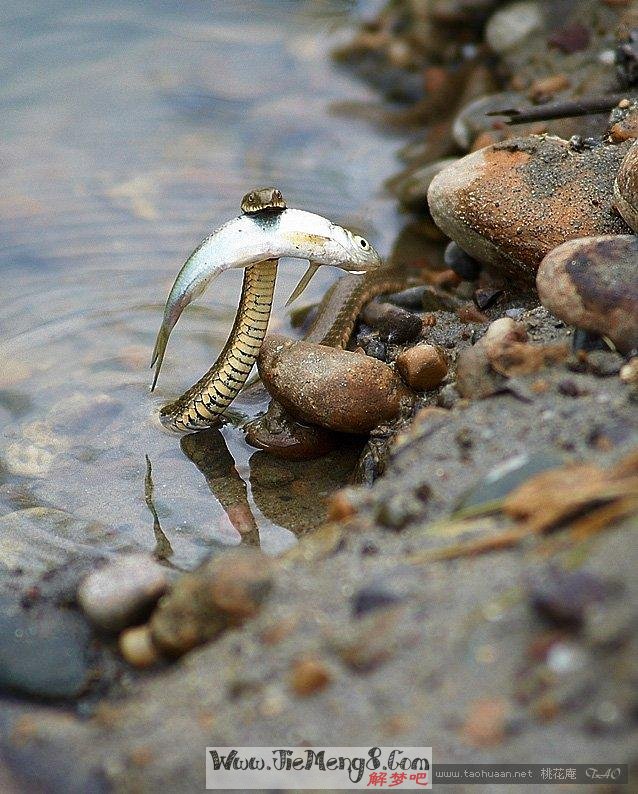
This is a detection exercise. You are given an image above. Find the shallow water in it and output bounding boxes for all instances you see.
[0,0,403,568]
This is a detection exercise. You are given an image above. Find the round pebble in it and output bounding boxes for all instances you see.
[258,335,414,434]
[78,553,169,632]
[244,401,337,460]
[119,625,161,668]
[290,657,331,696]
[485,1,542,53]
[395,344,448,391]
[537,235,638,353]
[444,241,482,280]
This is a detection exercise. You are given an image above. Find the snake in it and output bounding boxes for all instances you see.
[151,188,389,433]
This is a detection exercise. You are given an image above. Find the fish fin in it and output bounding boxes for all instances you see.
[285,263,320,307]
[150,325,169,391]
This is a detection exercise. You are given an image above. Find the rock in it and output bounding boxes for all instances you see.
[456,318,525,399]
[351,583,403,618]
[150,548,273,657]
[437,383,460,408]
[360,301,422,344]
[428,136,633,283]
[395,345,448,391]
[119,625,160,668]
[381,286,428,310]
[387,158,458,211]
[473,287,504,310]
[461,698,511,747]
[452,92,534,151]
[78,553,169,632]
[244,401,338,460]
[481,317,528,360]
[526,565,613,627]
[456,343,504,399]
[290,657,331,696]
[0,599,93,699]
[608,100,638,143]
[444,241,482,280]
[614,140,638,231]
[454,452,565,514]
[537,235,638,353]
[485,2,543,54]
[258,335,414,434]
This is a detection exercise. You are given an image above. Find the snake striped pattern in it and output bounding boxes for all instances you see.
[159,259,278,432]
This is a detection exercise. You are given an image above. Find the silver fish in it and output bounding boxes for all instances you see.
[150,207,381,389]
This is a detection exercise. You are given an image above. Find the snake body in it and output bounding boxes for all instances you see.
[160,260,278,432]
[153,188,388,433]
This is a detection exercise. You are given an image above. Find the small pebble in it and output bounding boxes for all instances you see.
[290,658,331,696]
[527,565,612,628]
[382,286,427,310]
[244,401,337,460]
[351,583,403,618]
[360,300,422,344]
[485,1,542,53]
[473,288,504,310]
[395,344,448,391]
[119,625,160,668]
[78,553,169,632]
[444,241,482,280]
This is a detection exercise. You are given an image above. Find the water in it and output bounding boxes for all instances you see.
[0,0,403,570]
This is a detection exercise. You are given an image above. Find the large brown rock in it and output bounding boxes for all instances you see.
[258,335,414,434]
[614,140,638,233]
[537,235,638,354]
[427,136,633,284]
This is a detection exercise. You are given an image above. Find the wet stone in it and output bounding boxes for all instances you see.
[0,598,93,699]
[428,136,633,283]
[355,331,387,362]
[360,300,422,344]
[78,553,169,632]
[381,286,428,310]
[351,583,403,618]
[244,400,338,460]
[537,235,638,353]
[395,344,448,391]
[258,335,414,434]
[290,657,331,696]
[614,140,638,231]
[526,565,615,628]
[444,241,482,281]
[150,548,273,657]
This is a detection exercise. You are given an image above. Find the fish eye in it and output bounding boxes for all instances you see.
[356,236,369,249]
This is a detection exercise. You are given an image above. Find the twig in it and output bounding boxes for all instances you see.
[487,93,636,126]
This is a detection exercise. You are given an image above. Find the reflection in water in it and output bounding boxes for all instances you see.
[0,0,403,568]
[144,455,174,561]
[180,429,260,547]
[249,439,364,535]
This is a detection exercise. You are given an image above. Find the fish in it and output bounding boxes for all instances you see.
[150,207,381,389]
